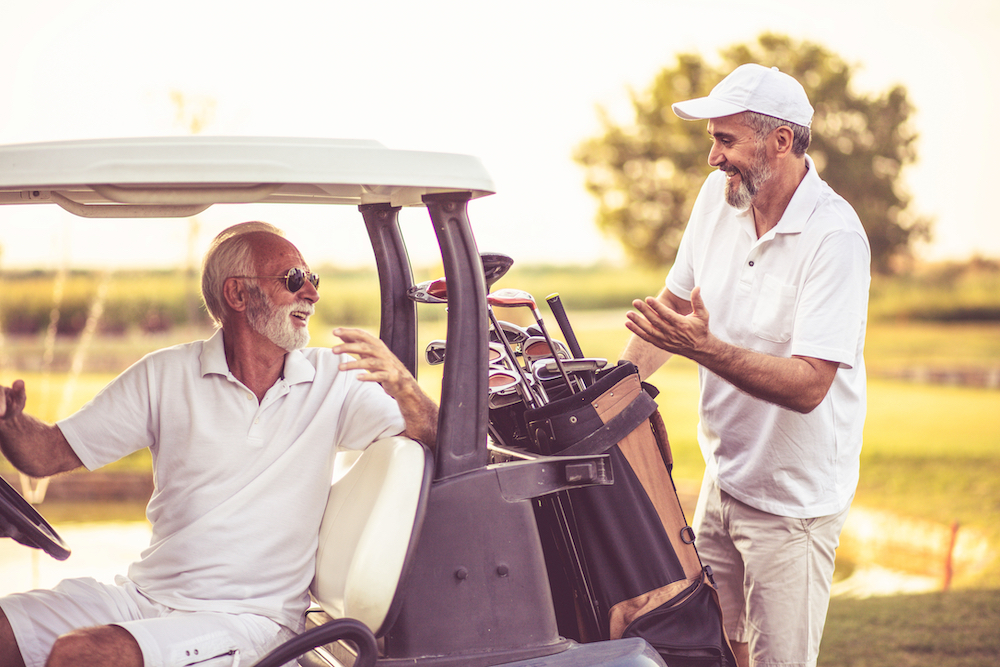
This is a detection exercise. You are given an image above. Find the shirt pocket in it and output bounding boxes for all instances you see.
[751,274,797,343]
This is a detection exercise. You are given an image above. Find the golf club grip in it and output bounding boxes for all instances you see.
[545,293,584,359]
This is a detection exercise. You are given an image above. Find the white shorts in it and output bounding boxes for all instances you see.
[0,576,296,667]
[692,473,851,667]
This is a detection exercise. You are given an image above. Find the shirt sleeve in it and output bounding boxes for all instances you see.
[332,370,406,451]
[57,357,157,471]
[790,228,871,368]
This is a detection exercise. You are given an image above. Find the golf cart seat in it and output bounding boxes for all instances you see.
[311,435,433,635]
[252,436,433,667]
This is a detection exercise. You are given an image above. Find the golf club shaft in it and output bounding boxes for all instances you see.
[488,306,542,408]
[545,293,594,386]
[545,293,585,359]
[530,308,576,395]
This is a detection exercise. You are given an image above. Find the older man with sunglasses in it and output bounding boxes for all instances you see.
[0,221,438,667]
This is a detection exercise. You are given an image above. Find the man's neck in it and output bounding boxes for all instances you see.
[222,327,287,401]
[750,157,808,238]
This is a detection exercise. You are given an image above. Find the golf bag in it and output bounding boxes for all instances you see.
[523,361,735,667]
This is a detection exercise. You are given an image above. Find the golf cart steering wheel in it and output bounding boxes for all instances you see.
[0,474,71,561]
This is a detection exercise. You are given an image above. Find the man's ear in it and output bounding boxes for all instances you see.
[773,126,795,157]
[223,277,248,313]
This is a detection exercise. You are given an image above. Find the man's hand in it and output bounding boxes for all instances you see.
[0,380,83,476]
[0,379,27,421]
[625,286,837,413]
[332,328,416,400]
[625,286,715,361]
[332,328,438,448]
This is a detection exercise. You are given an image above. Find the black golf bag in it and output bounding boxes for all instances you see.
[519,361,735,667]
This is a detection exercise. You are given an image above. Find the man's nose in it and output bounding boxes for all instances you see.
[708,143,725,168]
[299,280,319,304]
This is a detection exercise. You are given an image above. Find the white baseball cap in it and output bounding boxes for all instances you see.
[672,63,814,128]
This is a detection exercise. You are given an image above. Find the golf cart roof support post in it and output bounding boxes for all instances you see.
[423,191,489,480]
[360,203,418,377]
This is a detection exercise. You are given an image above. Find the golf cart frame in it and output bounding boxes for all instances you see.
[0,137,666,666]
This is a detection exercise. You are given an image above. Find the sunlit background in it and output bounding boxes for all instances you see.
[1,0,997,269]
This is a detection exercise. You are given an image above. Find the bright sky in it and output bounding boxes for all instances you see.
[0,0,997,270]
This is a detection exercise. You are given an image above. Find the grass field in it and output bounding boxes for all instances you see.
[819,589,1000,666]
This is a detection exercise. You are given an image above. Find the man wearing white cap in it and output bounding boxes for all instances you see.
[622,64,870,667]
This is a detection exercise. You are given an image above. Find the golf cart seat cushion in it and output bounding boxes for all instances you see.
[310,436,429,634]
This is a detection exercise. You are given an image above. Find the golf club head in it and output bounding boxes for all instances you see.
[407,278,448,304]
[522,336,571,367]
[490,320,532,346]
[481,252,514,291]
[410,253,511,303]
[425,339,447,365]
[532,357,607,382]
[487,287,536,310]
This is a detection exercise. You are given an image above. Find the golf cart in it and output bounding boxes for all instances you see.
[0,137,726,667]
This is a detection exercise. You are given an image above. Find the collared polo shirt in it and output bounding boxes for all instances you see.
[665,156,870,518]
[58,329,405,629]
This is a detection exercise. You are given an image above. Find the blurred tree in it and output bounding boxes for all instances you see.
[574,33,931,274]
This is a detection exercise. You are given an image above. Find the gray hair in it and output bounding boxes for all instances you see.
[201,221,285,326]
[742,111,811,156]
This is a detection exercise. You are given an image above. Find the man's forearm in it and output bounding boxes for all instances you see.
[0,417,82,478]
[626,287,837,413]
[621,334,673,382]
[688,336,837,413]
[397,389,439,450]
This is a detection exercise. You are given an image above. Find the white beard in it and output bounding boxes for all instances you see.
[725,145,772,210]
[247,287,312,351]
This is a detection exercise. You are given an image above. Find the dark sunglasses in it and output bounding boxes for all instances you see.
[238,267,320,293]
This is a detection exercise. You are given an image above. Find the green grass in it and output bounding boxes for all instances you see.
[865,321,1000,374]
[819,589,1000,666]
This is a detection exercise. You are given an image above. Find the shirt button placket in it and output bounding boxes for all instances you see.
[742,252,759,283]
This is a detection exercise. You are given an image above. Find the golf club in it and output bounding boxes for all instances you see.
[481,252,514,291]
[425,339,447,365]
[487,305,542,408]
[488,288,576,395]
[522,336,570,370]
[407,277,448,304]
[545,293,585,359]
[546,292,595,387]
[532,358,607,393]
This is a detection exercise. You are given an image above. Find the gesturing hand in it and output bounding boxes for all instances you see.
[0,379,27,421]
[625,286,714,360]
[331,327,415,400]
[331,327,439,448]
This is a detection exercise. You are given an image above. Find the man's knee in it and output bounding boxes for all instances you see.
[46,625,142,667]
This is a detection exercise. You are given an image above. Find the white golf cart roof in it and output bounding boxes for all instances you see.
[0,136,495,217]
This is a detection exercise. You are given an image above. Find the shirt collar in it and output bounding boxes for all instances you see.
[200,328,316,385]
[771,154,820,235]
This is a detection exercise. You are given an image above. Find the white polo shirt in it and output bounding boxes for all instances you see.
[666,156,870,518]
[58,329,405,629]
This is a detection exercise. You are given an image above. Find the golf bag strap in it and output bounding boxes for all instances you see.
[545,391,658,458]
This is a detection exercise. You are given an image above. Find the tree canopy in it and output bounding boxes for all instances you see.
[574,33,931,274]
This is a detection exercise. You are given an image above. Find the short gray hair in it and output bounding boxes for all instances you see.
[742,111,810,156]
[201,221,285,326]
